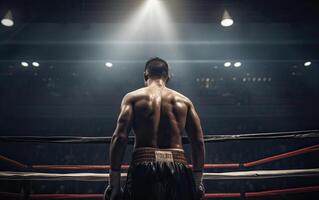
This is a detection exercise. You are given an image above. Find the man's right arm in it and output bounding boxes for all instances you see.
[105,94,133,200]
[185,101,205,187]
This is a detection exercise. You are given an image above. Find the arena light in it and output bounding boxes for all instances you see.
[116,0,176,39]
[221,10,233,27]
[234,62,242,67]
[110,0,178,59]
[21,62,29,67]
[224,62,231,67]
[105,62,113,68]
[1,10,14,27]
[32,62,40,67]
[304,61,311,67]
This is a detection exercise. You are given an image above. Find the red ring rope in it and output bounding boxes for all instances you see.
[30,144,319,170]
[244,144,319,167]
[1,144,318,170]
[0,185,319,199]
[245,185,319,198]
[205,193,241,198]
[0,155,28,169]
[1,145,318,199]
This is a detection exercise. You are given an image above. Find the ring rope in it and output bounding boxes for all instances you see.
[0,129,318,144]
[1,144,318,170]
[0,168,319,181]
[1,185,319,199]
[0,130,318,198]
[0,155,28,169]
[243,144,319,167]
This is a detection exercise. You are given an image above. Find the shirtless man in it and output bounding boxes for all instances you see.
[104,57,205,200]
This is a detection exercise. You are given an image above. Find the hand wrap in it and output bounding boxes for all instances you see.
[104,170,123,200]
[193,171,205,200]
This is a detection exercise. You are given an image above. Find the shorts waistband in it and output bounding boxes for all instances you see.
[134,147,184,152]
[132,148,187,165]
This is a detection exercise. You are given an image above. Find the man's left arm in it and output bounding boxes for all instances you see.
[107,94,133,199]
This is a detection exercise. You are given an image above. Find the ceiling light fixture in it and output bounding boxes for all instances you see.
[221,10,234,27]
[1,10,14,27]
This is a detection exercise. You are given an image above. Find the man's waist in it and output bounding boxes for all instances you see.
[134,147,184,152]
[132,147,187,165]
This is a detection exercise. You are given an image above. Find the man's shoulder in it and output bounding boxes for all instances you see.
[124,87,192,106]
[122,88,147,101]
[127,88,146,97]
[166,88,192,105]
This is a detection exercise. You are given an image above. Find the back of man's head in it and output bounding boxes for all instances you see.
[144,57,169,80]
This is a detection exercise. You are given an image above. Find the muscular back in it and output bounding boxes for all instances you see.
[111,80,204,172]
[129,85,189,149]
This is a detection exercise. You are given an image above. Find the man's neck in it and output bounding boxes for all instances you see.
[147,79,166,88]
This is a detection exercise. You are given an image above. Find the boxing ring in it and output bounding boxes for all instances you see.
[0,130,319,199]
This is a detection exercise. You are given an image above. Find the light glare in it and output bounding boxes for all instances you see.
[221,10,234,27]
[32,62,40,67]
[105,62,113,68]
[224,62,231,67]
[221,19,234,27]
[21,62,29,67]
[234,62,242,67]
[304,61,311,66]
[110,0,179,59]
[1,10,14,27]
[1,19,14,27]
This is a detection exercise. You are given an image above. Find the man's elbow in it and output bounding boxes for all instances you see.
[192,137,205,149]
[112,133,128,145]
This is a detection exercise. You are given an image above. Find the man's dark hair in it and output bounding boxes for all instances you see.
[144,57,169,79]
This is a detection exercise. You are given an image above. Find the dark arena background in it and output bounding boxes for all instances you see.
[0,0,319,199]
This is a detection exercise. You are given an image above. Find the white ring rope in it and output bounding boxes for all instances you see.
[1,168,318,181]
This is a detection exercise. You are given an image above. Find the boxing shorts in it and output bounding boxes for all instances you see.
[122,147,201,200]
